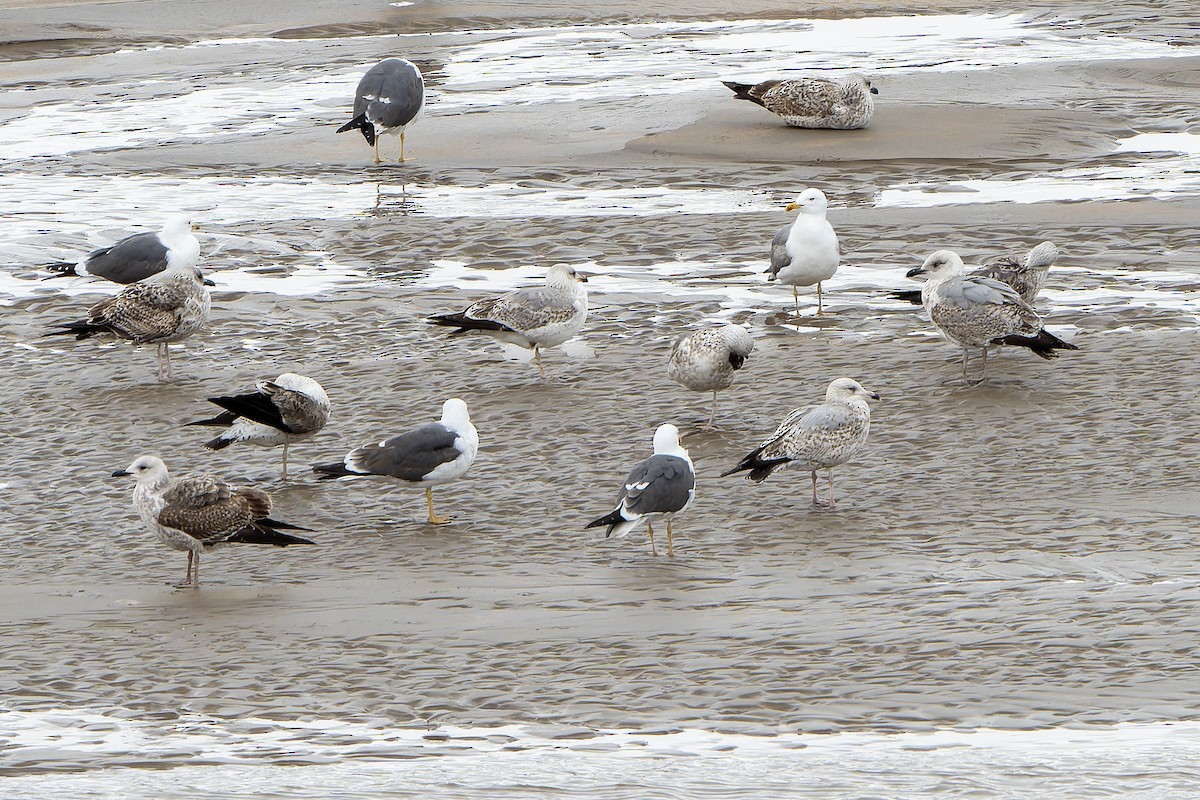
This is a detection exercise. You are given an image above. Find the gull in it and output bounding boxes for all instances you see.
[668,324,755,429]
[337,58,425,164]
[45,263,211,382]
[313,398,478,525]
[586,424,695,557]
[768,188,839,318]
[906,249,1078,384]
[186,373,332,480]
[892,241,1058,306]
[721,378,878,508]
[429,264,588,379]
[45,215,202,285]
[722,74,878,129]
[113,455,315,588]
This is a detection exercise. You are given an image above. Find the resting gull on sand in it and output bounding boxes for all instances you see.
[313,398,478,525]
[114,455,315,588]
[768,188,840,318]
[586,423,695,557]
[45,215,202,285]
[722,378,878,508]
[892,241,1058,306]
[668,324,755,429]
[337,57,425,164]
[45,263,211,383]
[429,264,588,379]
[906,249,1078,384]
[722,74,878,129]
[186,373,332,480]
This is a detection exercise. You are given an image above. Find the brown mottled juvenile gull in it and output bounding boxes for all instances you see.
[113,455,315,588]
[186,373,332,480]
[892,241,1058,306]
[336,57,425,163]
[45,215,202,285]
[768,188,840,317]
[45,263,211,383]
[313,398,478,525]
[586,424,695,557]
[668,324,755,429]
[722,378,878,508]
[429,264,588,379]
[722,74,878,129]
[906,249,1078,384]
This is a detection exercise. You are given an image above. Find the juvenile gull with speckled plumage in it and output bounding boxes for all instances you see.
[722,378,878,508]
[113,455,315,588]
[45,262,211,382]
[45,215,201,285]
[429,264,588,379]
[187,373,332,480]
[893,241,1059,307]
[906,249,1078,384]
[313,398,478,525]
[668,324,755,429]
[722,74,878,129]
[586,424,695,557]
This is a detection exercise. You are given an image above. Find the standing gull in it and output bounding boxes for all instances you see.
[113,455,315,588]
[892,241,1059,306]
[668,324,755,429]
[186,373,332,480]
[906,249,1078,384]
[722,74,878,129]
[313,398,478,525]
[429,264,588,379]
[45,215,201,285]
[768,188,840,317]
[337,58,425,164]
[722,378,878,508]
[586,424,695,557]
[45,263,211,383]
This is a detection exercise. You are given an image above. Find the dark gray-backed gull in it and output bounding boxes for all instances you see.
[586,424,695,557]
[46,215,201,285]
[722,378,878,508]
[113,455,315,588]
[337,58,425,163]
[187,373,332,479]
[722,74,877,129]
[312,398,478,525]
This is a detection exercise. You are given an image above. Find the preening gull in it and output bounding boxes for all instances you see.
[586,423,695,557]
[429,264,588,379]
[721,378,877,508]
[906,249,1078,384]
[768,188,840,317]
[113,455,315,588]
[892,241,1059,306]
[313,398,478,525]
[337,58,425,164]
[722,74,878,129]
[186,373,332,480]
[45,215,202,285]
[45,263,211,383]
[668,324,755,429]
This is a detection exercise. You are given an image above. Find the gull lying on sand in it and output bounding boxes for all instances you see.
[722,378,877,508]
[892,241,1058,306]
[906,249,1078,384]
[768,188,839,317]
[187,373,332,480]
[429,264,588,379]
[337,57,425,164]
[313,398,478,525]
[113,455,315,588]
[668,324,755,429]
[722,74,878,129]
[586,424,695,557]
[45,263,211,383]
[45,215,202,285]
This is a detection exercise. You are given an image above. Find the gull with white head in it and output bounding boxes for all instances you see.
[768,188,840,318]
[45,215,202,285]
[337,58,425,164]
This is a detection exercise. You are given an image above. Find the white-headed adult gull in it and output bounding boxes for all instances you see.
[337,58,425,163]
[768,188,839,318]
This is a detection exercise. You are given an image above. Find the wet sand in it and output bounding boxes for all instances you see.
[3,0,1200,792]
